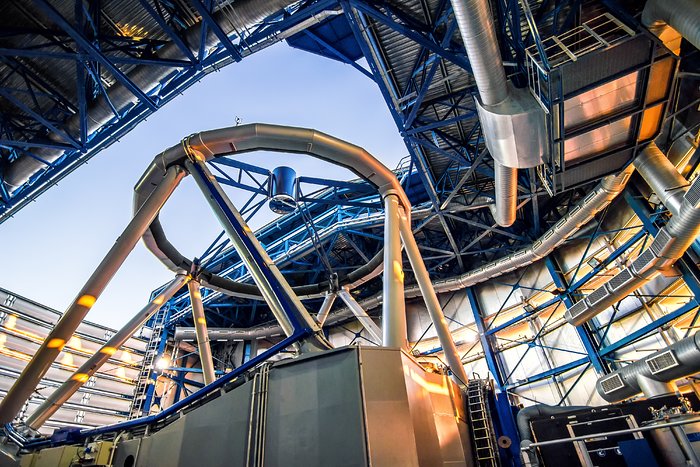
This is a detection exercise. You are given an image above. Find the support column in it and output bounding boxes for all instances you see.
[188,279,216,385]
[25,273,189,430]
[0,166,185,424]
[399,209,468,384]
[316,292,336,327]
[185,157,329,352]
[382,192,407,349]
[337,288,383,344]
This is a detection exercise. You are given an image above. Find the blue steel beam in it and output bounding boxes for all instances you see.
[545,256,608,374]
[189,0,243,62]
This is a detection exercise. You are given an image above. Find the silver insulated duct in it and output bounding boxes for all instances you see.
[597,331,700,402]
[450,0,547,227]
[3,0,296,193]
[565,143,700,326]
[642,0,700,50]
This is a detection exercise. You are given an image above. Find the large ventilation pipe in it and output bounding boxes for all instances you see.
[642,0,700,51]
[450,0,546,227]
[3,0,297,194]
[597,331,700,402]
[565,144,700,326]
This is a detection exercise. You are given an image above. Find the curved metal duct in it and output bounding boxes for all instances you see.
[565,143,700,326]
[597,331,700,402]
[134,123,409,301]
[3,0,297,193]
[642,0,700,50]
[450,0,546,227]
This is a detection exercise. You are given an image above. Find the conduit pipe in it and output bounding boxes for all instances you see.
[25,273,190,430]
[596,331,700,402]
[135,124,409,296]
[382,193,407,348]
[188,279,216,385]
[2,1,303,195]
[450,0,546,227]
[642,0,700,51]
[0,165,185,424]
[565,144,700,326]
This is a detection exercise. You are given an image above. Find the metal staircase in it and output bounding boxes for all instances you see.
[128,306,169,419]
[467,379,500,467]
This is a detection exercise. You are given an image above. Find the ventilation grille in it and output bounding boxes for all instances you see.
[609,269,634,291]
[568,300,588,319]
[685,177,700,208]
[632,249,658,276]
[650,229,672,257]
[600,373,625,395]
[588,285,610,306]
[584,191,599,203]
[646,350,679,374]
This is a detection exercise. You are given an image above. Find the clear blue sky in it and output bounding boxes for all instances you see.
[0,43,406,329]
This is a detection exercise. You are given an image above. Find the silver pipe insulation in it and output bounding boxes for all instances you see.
[634,143,688,215]
[25,273,190,430]
[3,0,296,193]
[449,0,508,107]
[596,331,700,402]
[494,164,518,228]
[642,0,700,51]
[450,0,517,227]
[565,144,700,326]
[185,157,330,352]
[382,193,408,349]
[0,165,185,424]
[187,279,216,385]
[175,326,286,342]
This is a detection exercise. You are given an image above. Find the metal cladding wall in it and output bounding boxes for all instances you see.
[112,346,472,467]
[0,287,146,434]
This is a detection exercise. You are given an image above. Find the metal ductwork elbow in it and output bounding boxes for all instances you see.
[450,0,547,227]
[566,144,700,326]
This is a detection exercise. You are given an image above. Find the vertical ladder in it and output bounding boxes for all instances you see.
[128,306,168,419]
[467,380,500,467]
